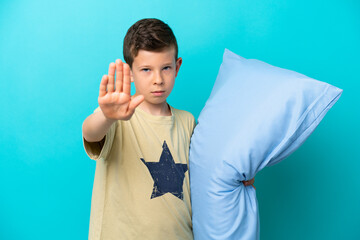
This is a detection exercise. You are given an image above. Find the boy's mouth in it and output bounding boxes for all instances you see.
[151,90,165,96]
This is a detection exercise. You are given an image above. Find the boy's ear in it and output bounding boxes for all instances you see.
[175,57,182,77]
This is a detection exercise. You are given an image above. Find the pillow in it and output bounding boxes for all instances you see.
[189,49,342,240]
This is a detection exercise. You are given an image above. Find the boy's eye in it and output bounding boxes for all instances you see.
[141,68,150,72]
[163,66,171,70]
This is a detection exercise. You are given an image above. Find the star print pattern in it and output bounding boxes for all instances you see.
[141,141,188,200]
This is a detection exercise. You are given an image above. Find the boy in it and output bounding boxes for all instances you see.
[82,18,254,240]
[82,18,195,240]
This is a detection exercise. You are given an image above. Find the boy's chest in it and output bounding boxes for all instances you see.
[123,118,190,165]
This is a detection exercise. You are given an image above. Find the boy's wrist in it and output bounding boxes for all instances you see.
[98,110,117,125]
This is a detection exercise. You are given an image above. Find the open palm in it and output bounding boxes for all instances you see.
[98,59,144,121]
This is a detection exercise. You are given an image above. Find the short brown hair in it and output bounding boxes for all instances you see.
[123,18,178,68]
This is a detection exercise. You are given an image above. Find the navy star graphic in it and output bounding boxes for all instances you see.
[141,141,188,200]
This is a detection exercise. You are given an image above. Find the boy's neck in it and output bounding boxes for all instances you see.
[137,101,172,116]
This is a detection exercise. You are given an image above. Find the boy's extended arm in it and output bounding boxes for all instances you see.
[82,110,116,142]
[82,59,144,143]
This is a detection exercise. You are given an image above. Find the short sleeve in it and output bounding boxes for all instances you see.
[82,107,117,160]
[181,111,196,139]
[189,114,196,137]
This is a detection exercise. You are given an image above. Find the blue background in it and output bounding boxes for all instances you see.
[1,0,359,239]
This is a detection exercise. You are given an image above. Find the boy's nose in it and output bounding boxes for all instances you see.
[153,73,164,85]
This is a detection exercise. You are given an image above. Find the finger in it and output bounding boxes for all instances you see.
[108,62,116,93]
[123,63,131,95]
[243,180,253,186]
[115,59,123,93]
[128,95,144,112]
[251,184,256,190]
[99,75,108,97]
[248,179,254,185]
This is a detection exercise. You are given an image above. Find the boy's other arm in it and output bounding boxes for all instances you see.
[82,59,144,143]
[243,177,256,190]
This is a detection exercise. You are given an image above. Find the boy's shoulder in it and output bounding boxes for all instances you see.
[170,106,195,120]
[170,105,196,131]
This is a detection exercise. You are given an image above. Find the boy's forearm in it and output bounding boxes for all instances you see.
[82,110,116,142]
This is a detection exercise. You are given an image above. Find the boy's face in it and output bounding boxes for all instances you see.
[131,46,182,108]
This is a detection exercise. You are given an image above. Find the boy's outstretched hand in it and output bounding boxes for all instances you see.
[98,59,144,121]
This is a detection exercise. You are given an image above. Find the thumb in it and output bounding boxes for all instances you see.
[128,95,145,112]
